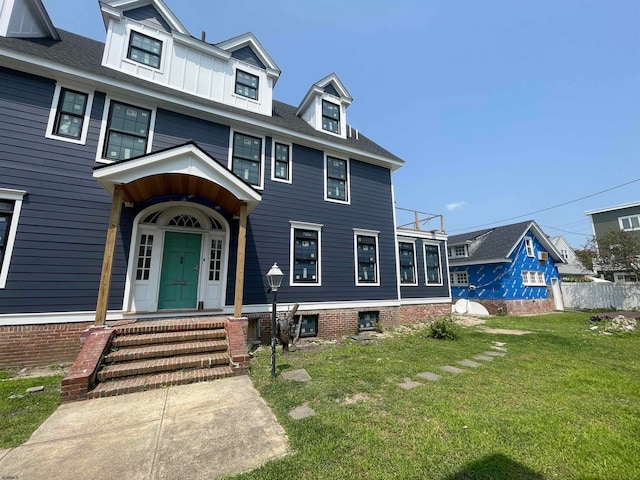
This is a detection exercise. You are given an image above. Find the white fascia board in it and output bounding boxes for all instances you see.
[102,0,188,34]
[449,258,511,267]
[512,221,565,263]
[216,32,281,76]
[100,3,123,29]
[0,49,403,171]
[396,228,447,242]
[295,85,323,116]
[172,31,230,60]
[27,0,59,40]
[584,201,640,216]
[315,72,353,102]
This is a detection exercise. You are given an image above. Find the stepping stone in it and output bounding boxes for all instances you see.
[398,377,423,390]
[483,351,506,357]
[351,335,374,341]
[492,341,506,347]
[289,404,316,419]
[491,346,508,352]
[441,365,465,374]
[473,355,494,362]
[417,372,441,381]
[457,359,482,368]
[281,369,311,382]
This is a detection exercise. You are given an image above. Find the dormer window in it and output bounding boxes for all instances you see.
[322,100,340,134]
[128,31,162,69]
[448,245,468,258]
[235,70,259,100]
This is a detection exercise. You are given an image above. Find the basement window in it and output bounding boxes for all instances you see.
[291,314,318,338]
[358,311,379,332]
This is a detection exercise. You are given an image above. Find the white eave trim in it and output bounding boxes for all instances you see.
[0,48,404,171]
[216,32,281,76]
[585,201,640,216]
[396,228,447,242]
[27,0,60,40]
[172,31,230,61]
[101,0,189,35]
[449,258,512,267]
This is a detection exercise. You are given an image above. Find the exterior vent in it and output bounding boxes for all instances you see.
[538,252,548,262]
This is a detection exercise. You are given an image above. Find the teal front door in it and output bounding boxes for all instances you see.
[158,232,202,310]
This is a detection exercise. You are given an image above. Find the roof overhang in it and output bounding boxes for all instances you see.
[449,258,512,267]
[93,142,261,215]
[216,32,281,83]
[585,201,640,216]
[507,221,565,263]
[100,0,189,34]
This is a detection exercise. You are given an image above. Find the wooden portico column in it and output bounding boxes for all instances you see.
[94,185,124,326]
[233,202,248,318]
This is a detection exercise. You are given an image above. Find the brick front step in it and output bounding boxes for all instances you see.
[97,352,230,381]
[112,329,226,348]
[88,366,236,399]
[115,318,226,336]
[104,340,228,363]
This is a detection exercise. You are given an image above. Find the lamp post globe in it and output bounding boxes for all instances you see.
[266,262,283,380]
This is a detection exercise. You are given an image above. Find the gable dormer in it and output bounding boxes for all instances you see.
[296,73,353,139]
[0,0,59,39]
[100,0,279,116]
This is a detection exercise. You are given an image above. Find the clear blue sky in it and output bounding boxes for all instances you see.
[43,0,640,248]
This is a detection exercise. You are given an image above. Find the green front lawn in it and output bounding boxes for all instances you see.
[235,312,640,480]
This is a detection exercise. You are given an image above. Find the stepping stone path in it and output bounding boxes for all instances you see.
[281,368,312,382]
[483,351,506,357]
[398,377,423,390]
[473,354,494,362]
[457,359,482,368]
[441,366,465,374]
[417,372,441,381]
[491,346,508,352]
[289,404,316,419]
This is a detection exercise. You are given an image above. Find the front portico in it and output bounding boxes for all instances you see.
[93,142,261,324]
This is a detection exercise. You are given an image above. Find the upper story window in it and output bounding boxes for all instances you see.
[398,241,417,285]
[0,189,26,289]
[354,231,379,286]
[272,142,291,182]
[103,101,152,161]
[46,85,94,145]
[448,244,468,258]
[128,31,162,69]
[560,249,569,261]
[524,237,534,257]
[450,271,469,286]
[290,222,322,286]
[322,100,340,134]
[235,70,259,100]
[325,156,349,203]
[424,243,442,285]
[231,132,263,187]
[619,214,640,231]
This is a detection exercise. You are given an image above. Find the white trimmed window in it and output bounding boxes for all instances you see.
[522,270,545,286]
[230,131,264,188]
[614,273,639,283]
[619,214,640,231]
[290,221,322,286]
[127,31,162,69]
[46,85,94,144]
[398,241,417,285]
[424,242,443,285]
[0,188,26,289]
[235,70,259,100]
[325,155,350,203]
[322,100,340,134]
[448,244,468,258]
[271,141,291,183]
[99,98,155,162]
[450,271,469,286]
[354,229,380,286]
[524,237,534,257]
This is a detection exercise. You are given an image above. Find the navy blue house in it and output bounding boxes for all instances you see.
[0,0,450,365]
[448,221,565,315]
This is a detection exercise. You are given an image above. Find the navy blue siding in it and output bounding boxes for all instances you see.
[400,240,450,299]
[0,68,127,313]
[124,6,171,32]
[231,46,266,69]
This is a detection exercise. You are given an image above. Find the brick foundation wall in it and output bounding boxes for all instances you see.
[399,303,452,325]
[462,298,556,315]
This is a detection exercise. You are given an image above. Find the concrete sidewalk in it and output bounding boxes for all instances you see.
[0,376,289,480]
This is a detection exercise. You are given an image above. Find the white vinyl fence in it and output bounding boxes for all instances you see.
[561,283,640,310]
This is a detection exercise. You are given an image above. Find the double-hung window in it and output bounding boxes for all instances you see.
[0,189,26,289]
[325,156,349,202]
[232,132,262,187]
[235,70,259,100]
[619,214,640,231]
[424,243,442,285]
[355,230,380,286]
[103,101,152,161]
[524,237,534,257]
[322,100,340,134]
[272,142,291,182]
[291,222,322,285]
[128,31,162,69]
[398,241,417,285]
[52,88,88,139]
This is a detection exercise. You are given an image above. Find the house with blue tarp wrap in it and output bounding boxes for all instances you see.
[448,220,565,315]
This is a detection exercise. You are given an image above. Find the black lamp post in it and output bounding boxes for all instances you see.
[266,262,284,380]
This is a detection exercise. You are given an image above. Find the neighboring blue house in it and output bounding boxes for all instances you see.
[448,221,565,314]
[0,0,450,367]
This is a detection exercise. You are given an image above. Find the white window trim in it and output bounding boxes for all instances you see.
[123,25,167,73]
[353,228,381,287]
[524,237,534,257]
[521,270,546,286]
[316,95,345,138]
[324,153,350,205]
[231,64,263,105]
[95,95,157,164]
[228,129,265,190]
[290,221,323,287]
[614,272,639,283]
[45,83,94,145]
[423,240,443,286]
[448,244,468,259]
[0,188,26,289]
[450,270,469,287]
[618,214,640,231]
[271,139,292,184]
[397,239,418,286]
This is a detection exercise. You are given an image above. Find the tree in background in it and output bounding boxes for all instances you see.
[575,230,640,277]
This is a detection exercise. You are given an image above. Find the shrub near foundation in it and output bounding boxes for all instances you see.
[427,315,460,340]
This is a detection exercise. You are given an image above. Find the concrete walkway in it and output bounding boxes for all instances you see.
[0,376,288,480]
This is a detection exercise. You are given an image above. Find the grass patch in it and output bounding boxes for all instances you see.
[232,312,640,479]
[0,375,63,448]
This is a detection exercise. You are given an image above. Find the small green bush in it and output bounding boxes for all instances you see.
[427,315,460,340]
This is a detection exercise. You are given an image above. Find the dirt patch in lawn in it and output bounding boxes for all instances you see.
[453,315,534,335]
[1,363,71,380]
[476,327,535,335]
